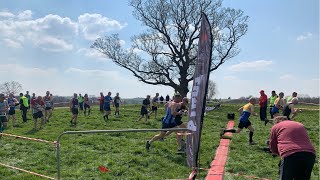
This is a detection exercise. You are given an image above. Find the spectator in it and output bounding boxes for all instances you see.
[165,94,170,103]
[159,95,164,104]
[269,116,316,179]
[19,93,29,122]
[259,90,268,124]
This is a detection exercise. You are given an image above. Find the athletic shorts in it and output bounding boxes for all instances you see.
[104,105,111,111]
[271,107,279,115]
[0,115,8,122]
[33,111,43,119]
[45,107,52,110]
[140,107,148,115]
[174,116,183,126]
[9,109,15,115]
[238,120,251,129]
[71,108,78,115]
[162,121,177,129]
[115,103,119,108]
[152,106,157,111]
[84,104,90,109]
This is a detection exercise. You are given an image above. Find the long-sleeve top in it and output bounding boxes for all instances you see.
[269,120,315,158]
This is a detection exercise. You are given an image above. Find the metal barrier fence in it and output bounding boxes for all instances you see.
[56,128,191,180]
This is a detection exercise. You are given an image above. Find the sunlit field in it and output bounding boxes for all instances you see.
[0,103,318,179]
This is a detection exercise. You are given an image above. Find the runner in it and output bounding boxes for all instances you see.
[43,91,53,122]
[146,94,183,151]
[271,92,285,118]
[137,95,151,122]
[99,92,104,112]
[220,98,258,145]
[283,97,299,120]
[69,93,79,125]
[103,92,112,120]
[149,93,159,119]
[50,93,54,111]
[83,94,91,116]
[31,96,45,129]
[0,94,9,130]
[114,92,121,117]
[7,93,19,127]
[78,93,84,111]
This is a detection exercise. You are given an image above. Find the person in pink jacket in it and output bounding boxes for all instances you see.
[269,116,316,180]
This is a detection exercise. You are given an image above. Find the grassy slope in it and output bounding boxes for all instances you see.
[0,104,318,179]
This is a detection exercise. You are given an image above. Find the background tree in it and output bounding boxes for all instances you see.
[0,81,23,96]
[92,0,248,97]
[206,80,217,100]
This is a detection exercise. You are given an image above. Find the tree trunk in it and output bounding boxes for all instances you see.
[176,84,189,98]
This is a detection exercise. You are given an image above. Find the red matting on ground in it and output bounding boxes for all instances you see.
[205,120,234,180]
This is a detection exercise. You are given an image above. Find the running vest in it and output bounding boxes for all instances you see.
[78,96,84,103]
[162,107,174,125]
[114,96,120,104]
[239,103,253,122]
[7,98,16,110]
[152,97,159,107]
[269,96,277,106]
[20,96,29,108]
[283,103,293,119]
[72,98,79,109]
[44,96,51,108]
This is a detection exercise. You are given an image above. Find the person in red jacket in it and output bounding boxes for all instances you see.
[269,116,316,180]
[259,90,268,124]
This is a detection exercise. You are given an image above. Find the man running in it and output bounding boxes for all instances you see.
[283,97,299,120]
[103,92,112,120]
[137,95,151,122]
[7,93,19,127]
[114,93,121,117]
[78,94,84,111]
[271,92,285,118]
[31,96,45,129]
[69,93,79,125]
[0,94,9,130]
[146,94,184,152]
[83,94,91,116]
[149,93,159,119]
[220,98,258,145]
[43,91,53,122]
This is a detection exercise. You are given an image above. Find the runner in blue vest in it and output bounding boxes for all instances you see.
[146,94,183,152]
[69,93,79,125]
[7,93,18,127]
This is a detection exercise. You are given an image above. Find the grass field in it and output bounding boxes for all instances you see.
[0,103,318,179]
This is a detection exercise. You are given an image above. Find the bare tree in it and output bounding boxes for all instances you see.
[206,80,217,100]
[0,81,23,96]
[92,0,248,97]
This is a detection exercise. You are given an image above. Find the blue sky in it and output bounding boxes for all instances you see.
[0,0,318,98]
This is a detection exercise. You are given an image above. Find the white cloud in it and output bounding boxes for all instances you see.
[228,60,273,72]
[77,48,109,61]
[0,10,126,51]
[0,64,57,76]
[35,36,73,52]
[78,13,126,41]
[17,10,32,20]
[279,74,294,80]
[0,11,14,18]
[3,38,22,48]
[296,32,312,41]
[65,68,121,79]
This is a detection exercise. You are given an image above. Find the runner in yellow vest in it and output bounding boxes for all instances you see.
[269,91,277,119]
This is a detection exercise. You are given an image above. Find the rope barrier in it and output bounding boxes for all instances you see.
[0,133,57,144]
[0,162,56,180]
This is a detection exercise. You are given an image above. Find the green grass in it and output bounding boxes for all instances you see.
[0,104,318,179]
